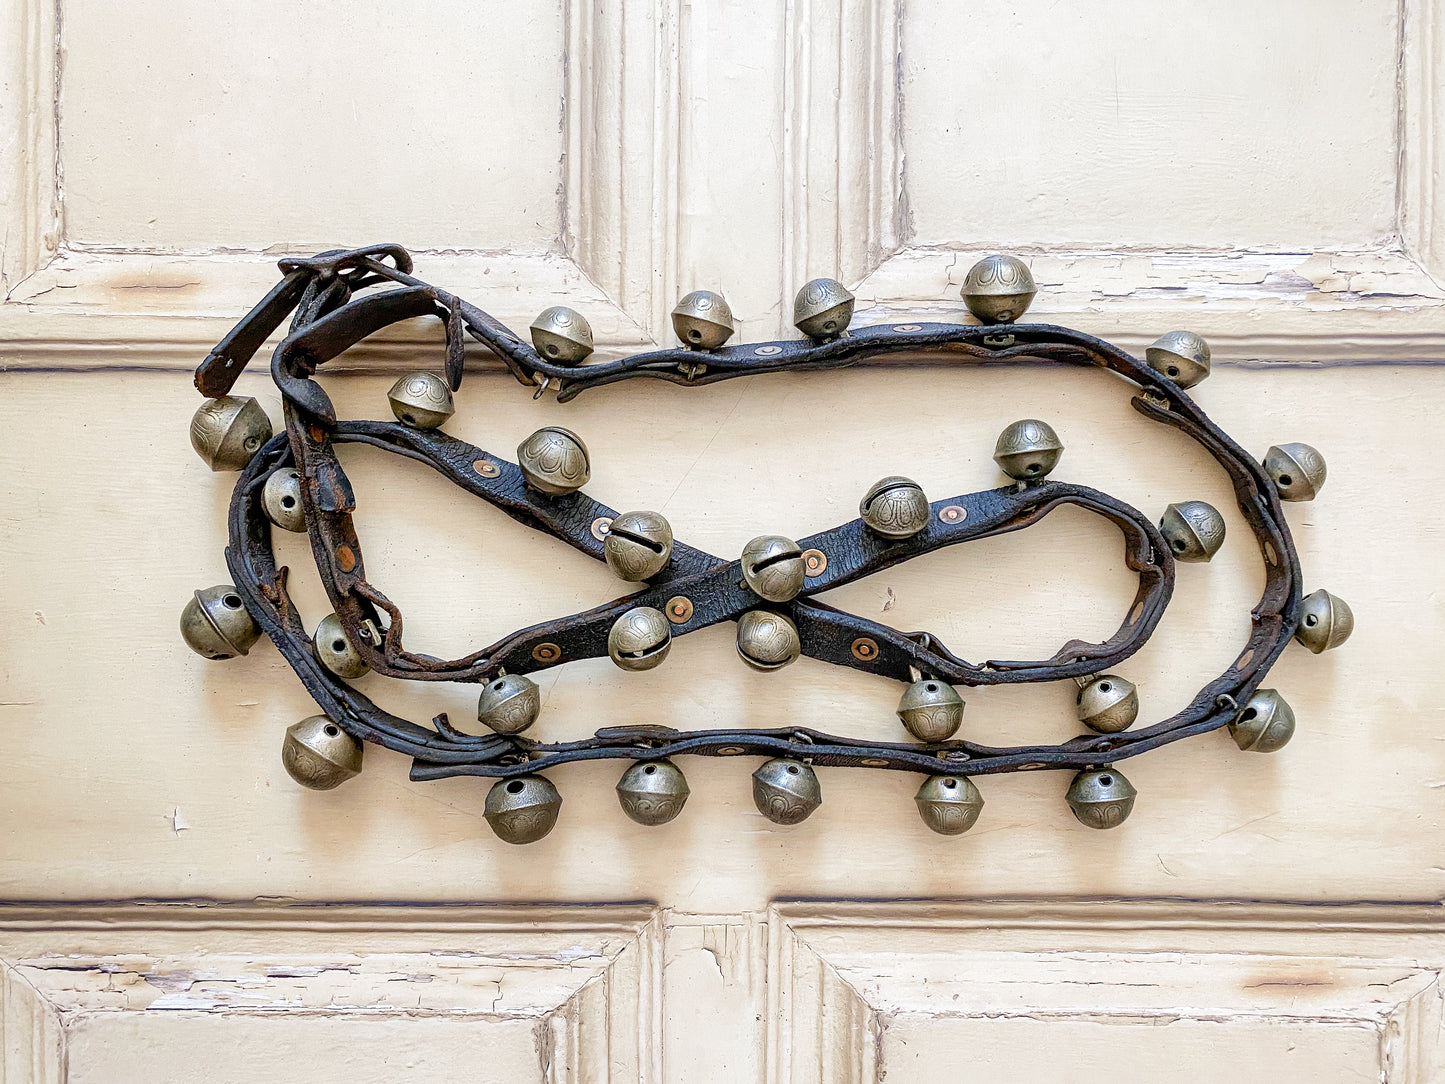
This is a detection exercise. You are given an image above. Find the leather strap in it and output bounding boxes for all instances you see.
[204,245,1300,781]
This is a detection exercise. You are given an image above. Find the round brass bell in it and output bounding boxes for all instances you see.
[994,419,1063,481]
[1076,675,1138,734]
[860,476,930,540]
[313,612,370,679]
[517,426,591,495]
[1145,330,1211,389]
[915,775,984,835]
[962,254,1037,324]
[189,395,273,471]
[529,305,595,365]
[1159,501,1226,563]
[1065,767,1137,829]
[604,510,675,581]
[896,679,965,742]
[1230,689,1295,752]
[387,372,454,429]
[180,585,261,660]
[740,535,807,602]
[752,758,821,825]
[793,278,855,340]
[1264,443,1327,502]
[282,715,363,790]
[1295,589,1354,654]
[671,290,735,350]
[484,775,562,844]
[261,467,306,533]
[476,673,541,735]
[608,607,672,671]
[736,610,801,672]
[616,760,690,826]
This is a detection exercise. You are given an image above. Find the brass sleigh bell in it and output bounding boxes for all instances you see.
[896,679,965,742]
[793,278,855,340]
[282,715,364,790]
[616,760,691,826]
[736,610,801,671]
[915,775,984,835]
[518,426,591,495]
[1295,589,1354,654]
[604,511,674,581]
[180,585,262,660]
[476,673,541,735]
[740,535,807,602]
[484,776,562,844]
[994,419,1063,481]
[1230,689,1295,752]
[962,254,1036,324]
[529,305,595,365]
[608,607,672,671]
[1076,675,1138,734]
[313,613,370,679]
[752,758,822,824]
[1145,330,1211,389]
[860,476,930,540]
[387,372,454,429]
[1065,767,1137,829]
[672,290,735,350]
[1264,443,1327,502]
[1159,501,1226,563]
[190,395,273,471]
[261,467,306,533]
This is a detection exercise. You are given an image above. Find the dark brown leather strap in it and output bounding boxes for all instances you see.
[209,246,1299,781]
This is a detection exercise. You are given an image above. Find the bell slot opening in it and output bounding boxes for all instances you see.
[610,527,666,555]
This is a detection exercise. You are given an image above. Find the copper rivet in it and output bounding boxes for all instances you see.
[851,637,878,661]
[861,757,888,768]
[802,549,827,576]
[532,642,561,663]
[474,459,501,478]
[754,345,783,356]
[308,424,326,444]
[591,517,613,541]
[666,596,694,623]
[336,545,356,572]
[893,324,922,333]
[939,505,966,523]
[718,746,745,755]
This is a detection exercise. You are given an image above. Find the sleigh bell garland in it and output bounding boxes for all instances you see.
[182,244,1352,844]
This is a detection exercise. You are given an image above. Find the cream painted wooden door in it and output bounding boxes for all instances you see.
[2,1,1444,1080]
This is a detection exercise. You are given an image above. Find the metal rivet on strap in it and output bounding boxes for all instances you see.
[851,637,879,661]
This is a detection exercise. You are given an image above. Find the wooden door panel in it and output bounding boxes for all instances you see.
[900,1,1400,250]
[769,902,1445,1083]
[0,363,1433,907]
[4,0,1445,1078]
[59,1,565,252]
[0,905,663,1083]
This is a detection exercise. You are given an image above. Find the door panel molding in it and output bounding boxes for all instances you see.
[768,899,1445,1083]
[0,903,663,1083]
[0,901,1438,1081]
[6,0,1445,365]
[781,0,902,297]
[0,0,60,293]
